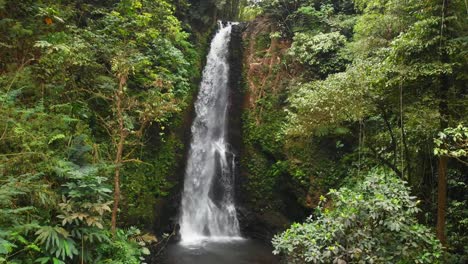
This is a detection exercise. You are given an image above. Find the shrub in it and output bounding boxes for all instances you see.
[273,170,443,263]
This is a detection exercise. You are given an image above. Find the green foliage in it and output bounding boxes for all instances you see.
[260,0,355,37]
[273,170,443,263]
[226,1,468,264]
[250,1,467,257]
[35,226,79,260]
[290,32,347,76]
[445,169,468,263]
[122,134,182,224]
[280,0,466,213]
[95,227,148,264]
[286,59,380,137]
[1,0,201,262]
[241,94,287,209]
[0,174,45,260]
[434,124,468,162]
[239,5,263,21]
[242,146,281,209]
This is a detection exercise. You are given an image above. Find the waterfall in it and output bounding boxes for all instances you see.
[179,22,241,244]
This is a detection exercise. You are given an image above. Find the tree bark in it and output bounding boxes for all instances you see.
[111,74,127,234]
[436,156,448,245]
[436,73,449,245]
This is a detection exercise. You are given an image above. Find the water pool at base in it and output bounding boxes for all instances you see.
[160,239,280,264]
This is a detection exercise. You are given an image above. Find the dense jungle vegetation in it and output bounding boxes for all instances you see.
[1,0,467,263]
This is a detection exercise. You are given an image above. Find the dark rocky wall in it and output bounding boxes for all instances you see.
[227,23,245,183]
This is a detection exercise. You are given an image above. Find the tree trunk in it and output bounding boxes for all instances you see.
[111,74,127,234]
[436,73,449,245]
[436,0,450,246]
[436,156,448,245]
[111,135,124,234]
[381,107,398,168]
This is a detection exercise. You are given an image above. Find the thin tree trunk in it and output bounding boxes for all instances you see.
[381,108,398,167]
[436,156,448,245]
[111,135,124,234]
[401,118,411,179]
[399,83,411,179]
[436,72,449,245]
[111,74,127,234]
[436,0,450,246]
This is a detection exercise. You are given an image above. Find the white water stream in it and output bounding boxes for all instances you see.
[179,22,241,245]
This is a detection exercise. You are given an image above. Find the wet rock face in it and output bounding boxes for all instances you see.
[227,23,245,160]
[227,23,251,236]
[226,23,245,199]
[226,24,245,210]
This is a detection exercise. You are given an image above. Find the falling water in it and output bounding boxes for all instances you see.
[179,22,241,244]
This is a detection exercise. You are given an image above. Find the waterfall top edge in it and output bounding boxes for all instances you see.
[218,21,240,28]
